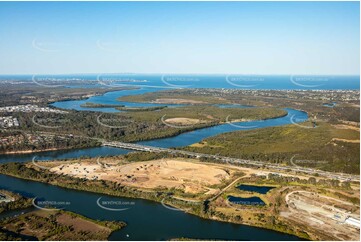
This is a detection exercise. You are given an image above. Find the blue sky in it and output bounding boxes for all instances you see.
[0,1,359,75]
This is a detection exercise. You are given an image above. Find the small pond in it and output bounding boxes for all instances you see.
[228,196,266,206]
[236,184,275,194]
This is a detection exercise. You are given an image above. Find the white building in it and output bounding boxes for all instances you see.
[344,217,360,228]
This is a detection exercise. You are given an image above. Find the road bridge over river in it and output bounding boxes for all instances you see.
[102,141,360,182]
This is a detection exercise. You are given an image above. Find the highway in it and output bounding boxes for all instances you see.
[102,141,360,182]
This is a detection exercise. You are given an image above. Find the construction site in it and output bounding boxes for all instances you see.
[281,190,360,240]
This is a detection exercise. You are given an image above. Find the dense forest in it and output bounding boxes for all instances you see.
[2,105,286,146]
[184,122,360,174]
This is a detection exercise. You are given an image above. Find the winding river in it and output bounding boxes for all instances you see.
[0,86,308,240]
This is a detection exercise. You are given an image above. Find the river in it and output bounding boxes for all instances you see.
[0,175,301,241]
[0,85,309,240]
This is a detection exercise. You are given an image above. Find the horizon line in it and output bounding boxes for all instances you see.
[0,73,360,77]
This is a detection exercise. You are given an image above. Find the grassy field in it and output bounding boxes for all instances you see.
[185,122,360,174]
[0,209,126,241]
[126,105,287,123]
[118,90,230,104]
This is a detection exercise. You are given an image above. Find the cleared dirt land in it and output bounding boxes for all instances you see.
[164,117,204,125]
[281,190,360,241]
[49,158,235,195]
[4,156,358,240]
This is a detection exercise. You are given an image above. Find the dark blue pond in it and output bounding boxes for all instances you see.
[228,196,266,206]
[237,184,275,194]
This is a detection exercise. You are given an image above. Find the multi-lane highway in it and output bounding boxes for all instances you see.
[102,141,360,182]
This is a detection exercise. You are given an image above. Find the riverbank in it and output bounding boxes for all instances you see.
[0,110,277,156]
[0,144,101,155]
[49,87,139,108]
[2,155,359,240]
[0,108,307,165]
[3,106,290,149]
[0,172,303,241]
[120,106,289,142]
[0,190,32,214]
[0,160,314,240]
[49,87,141,112]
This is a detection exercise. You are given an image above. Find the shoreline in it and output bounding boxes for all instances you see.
[127,110,290,143]
[0,165,308,240]
[1,148,66,155]
[0,110,291,156]
[48,86,139,110]
[0,145,99,155]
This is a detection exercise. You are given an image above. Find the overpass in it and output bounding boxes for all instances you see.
[102,141,360,182]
